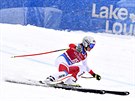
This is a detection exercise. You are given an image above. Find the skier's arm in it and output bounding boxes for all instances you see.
[69,43,82,52]
[82,59,101,80]
[69,44,76,49]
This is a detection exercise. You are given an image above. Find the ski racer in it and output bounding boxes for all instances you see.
[44,36,101,85]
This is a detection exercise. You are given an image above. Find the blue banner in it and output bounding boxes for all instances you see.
[0,0,135,35]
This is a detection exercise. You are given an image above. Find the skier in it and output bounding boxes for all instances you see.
[44,36,101,85]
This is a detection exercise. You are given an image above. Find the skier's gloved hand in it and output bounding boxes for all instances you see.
[76,44,82,52]
[92,73,101,80]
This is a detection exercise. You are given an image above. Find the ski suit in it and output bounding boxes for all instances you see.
[55,43,95,81]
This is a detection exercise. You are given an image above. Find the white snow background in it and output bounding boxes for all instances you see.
[0,24,135,101]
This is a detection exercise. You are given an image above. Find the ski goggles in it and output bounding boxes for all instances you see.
[89,43,95,49]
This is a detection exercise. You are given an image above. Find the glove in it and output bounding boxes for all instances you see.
[76,44,82,52]
[92,73,101,80]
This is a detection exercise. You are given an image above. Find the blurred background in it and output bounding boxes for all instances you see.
[0,0,135,35]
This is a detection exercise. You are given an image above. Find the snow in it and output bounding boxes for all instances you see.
[0,24,135,101]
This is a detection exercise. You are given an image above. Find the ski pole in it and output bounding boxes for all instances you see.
[11,48,68,58]
[81,76,95,79]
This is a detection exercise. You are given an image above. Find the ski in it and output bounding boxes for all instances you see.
[49,83,105,94]
[42,83,129,95]
[5,79,129,95]
[105,90,129,95]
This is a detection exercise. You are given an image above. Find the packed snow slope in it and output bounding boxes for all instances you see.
[0,24,135,101]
